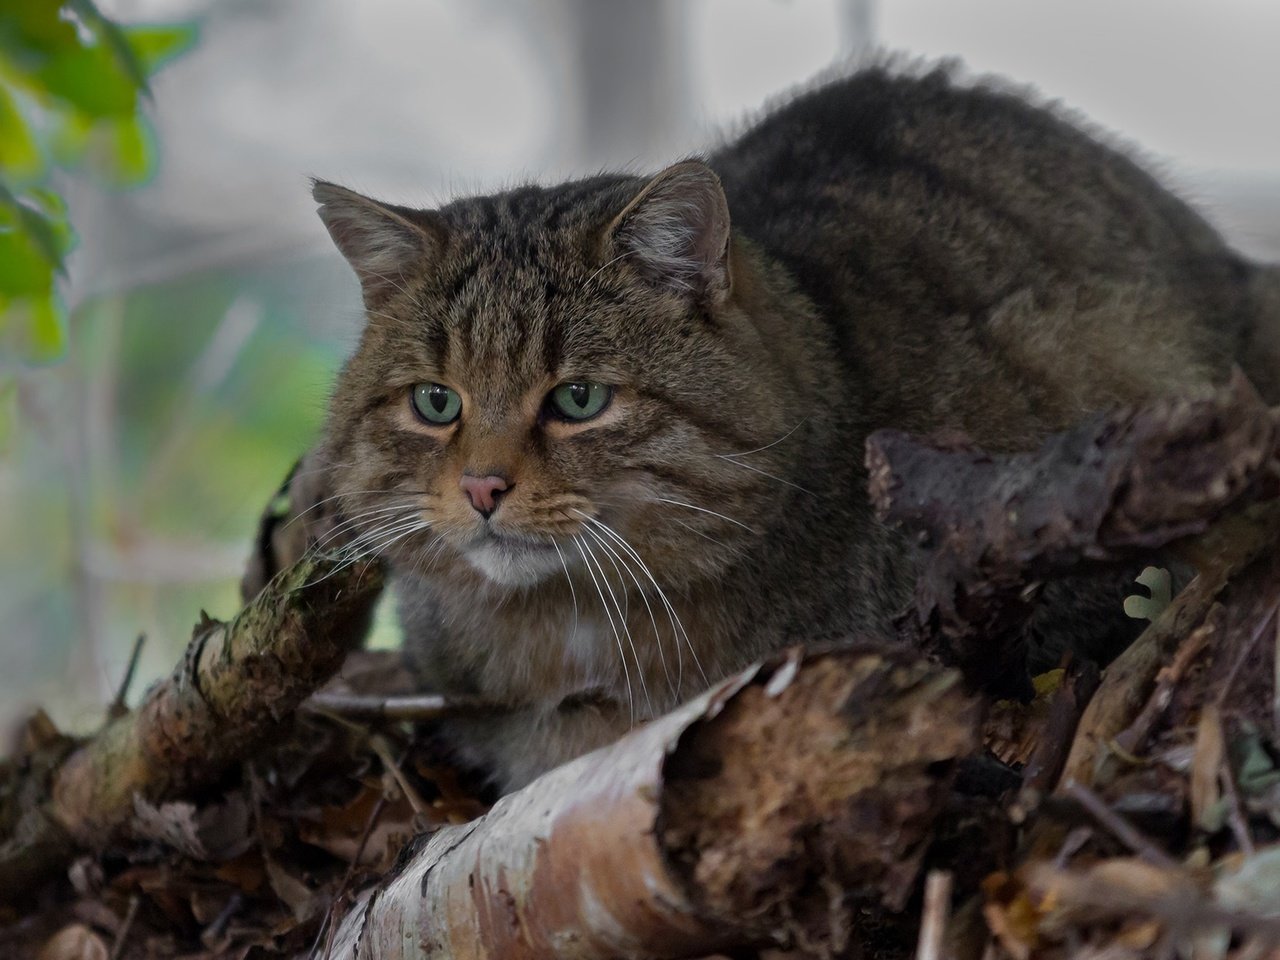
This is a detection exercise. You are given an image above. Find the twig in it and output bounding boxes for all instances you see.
[1274,609,1280,738]
[1051,826,1094,870]
[107,894,139,960]
[370,735,429,818]
[1062,780,1179,869]
[916,870,953,960]
[1021,660,1100,794]
[315,751,399,960]
[107,634,145,721]
[1218,602,1278,707]
[201,892,243,947]
[304,692,497,722]
[1112,619,1214,757]
[1191,705,1226,830]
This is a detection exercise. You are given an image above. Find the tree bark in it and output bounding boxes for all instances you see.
[867,371,1280,692]
[325,648,981,960]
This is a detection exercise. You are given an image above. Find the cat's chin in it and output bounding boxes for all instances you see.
[462,538,565,588]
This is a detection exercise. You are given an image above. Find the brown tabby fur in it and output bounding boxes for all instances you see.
[315,62,1280,791]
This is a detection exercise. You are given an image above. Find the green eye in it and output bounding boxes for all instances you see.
[549,382,611,421]
[411,383,462,424]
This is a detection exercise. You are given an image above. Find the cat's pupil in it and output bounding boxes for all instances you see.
[429,386,449,413]
[568,383,589,408]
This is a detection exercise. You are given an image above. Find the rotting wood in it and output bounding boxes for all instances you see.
[867,371,1280,694]
[325,648,982,960]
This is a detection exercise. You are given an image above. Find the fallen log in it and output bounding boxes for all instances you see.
[867,371,1280,692]
[325,648,982,960]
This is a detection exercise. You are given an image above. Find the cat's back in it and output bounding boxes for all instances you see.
[711,61,1229,276]
[710,62,1260,442]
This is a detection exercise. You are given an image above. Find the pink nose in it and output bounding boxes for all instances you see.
[459,474,510,517]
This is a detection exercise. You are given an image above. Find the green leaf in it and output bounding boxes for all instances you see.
[124,22,197,76]
[0,86,43,181]
[0,220,58,295]
[49,104,93,165]
[0,289,67,364]
[21,188,75,259]
[0,0,81,61]
[0,182,76,277]
[1123,566,1173,622]
[93,112,154,185]
[25,288,66,361]
[65,0,149,93]
[35,41,139,117]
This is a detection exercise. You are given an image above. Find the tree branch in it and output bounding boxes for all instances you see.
[0,524,384,898]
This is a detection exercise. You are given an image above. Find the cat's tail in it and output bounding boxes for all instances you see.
[1241,263,1280,405]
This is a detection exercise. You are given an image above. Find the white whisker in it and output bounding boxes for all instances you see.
[577,511,707,690]
[713,457,814,495]
[573,534,636,724]
[580,523,673,697]
[716,417,808,459]
[549,537,579,648]
[644,497,758,533]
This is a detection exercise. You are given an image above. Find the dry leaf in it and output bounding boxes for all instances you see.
[264,857,319,924]
[38,924,108,960]
[130,794,252,861]
[1190,705,1226,833]
[985,671,1063,766]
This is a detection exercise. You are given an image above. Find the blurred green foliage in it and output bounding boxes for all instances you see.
[0,255,373,732]
[0,0,196,373]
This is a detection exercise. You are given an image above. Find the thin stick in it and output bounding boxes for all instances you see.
[1273,610,1280,739]
[303,692,497,722]
[1218,602,1278,707]
[108,894,139,960]
[370,735,429,818]
[916,870,953,960]
[1062,780,1179,870]
[1113,620,1213,756]
[107,634,145,720]
[202,892,243,946]
[317,757,396,960]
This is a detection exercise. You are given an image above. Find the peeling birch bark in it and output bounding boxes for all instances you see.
[327,648,981,960]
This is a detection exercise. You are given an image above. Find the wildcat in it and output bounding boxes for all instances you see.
[314,61,1280,791]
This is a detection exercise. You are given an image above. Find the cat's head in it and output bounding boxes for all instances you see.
[315,161,806,590]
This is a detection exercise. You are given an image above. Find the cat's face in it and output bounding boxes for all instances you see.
[317,163,800,591]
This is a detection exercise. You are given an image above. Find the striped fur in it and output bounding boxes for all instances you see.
[317,62,1278,790]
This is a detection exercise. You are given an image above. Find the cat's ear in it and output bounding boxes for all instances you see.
[312,180,445,302]
[607,160,731,305]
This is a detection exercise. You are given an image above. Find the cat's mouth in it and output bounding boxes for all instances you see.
[462,529,565,587]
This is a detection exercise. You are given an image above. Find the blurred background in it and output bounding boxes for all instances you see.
[2,0,1278,733]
